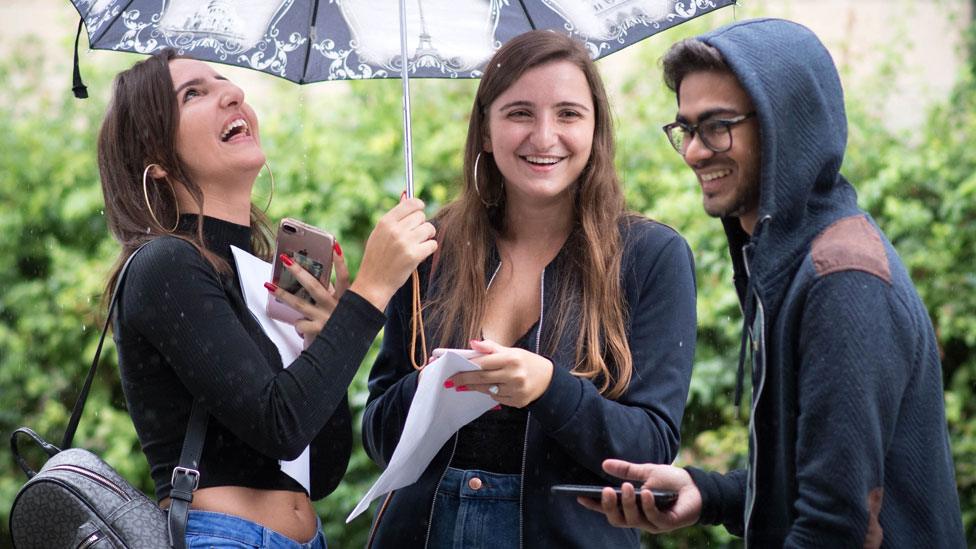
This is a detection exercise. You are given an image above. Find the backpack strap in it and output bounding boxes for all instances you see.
[167,402,207,549]
[59,241,209,549]
[61,243,148,449]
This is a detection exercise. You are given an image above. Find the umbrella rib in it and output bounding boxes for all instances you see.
[299,0,322,84]
[516,0,538,30]
[90,0,138,46]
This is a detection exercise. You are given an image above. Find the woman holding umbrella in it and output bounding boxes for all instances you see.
[363,30,697,547]
[98,50,436,547]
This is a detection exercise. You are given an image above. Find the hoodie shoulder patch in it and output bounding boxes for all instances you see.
[811,215,891,283]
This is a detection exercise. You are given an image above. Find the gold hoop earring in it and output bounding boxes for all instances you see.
[258,161,275,212]
[473,152,501,207]
[142,164,179,232]
[473,151,482,197]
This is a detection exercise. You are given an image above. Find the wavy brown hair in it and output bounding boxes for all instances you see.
[428,31,633,398]
[98,49,272,300]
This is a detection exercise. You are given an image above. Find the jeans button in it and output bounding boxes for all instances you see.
[468,477,483,491]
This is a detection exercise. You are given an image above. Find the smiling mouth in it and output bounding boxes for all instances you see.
[699,168,732,182]
[522,155,563,166]
[220,118,251,142]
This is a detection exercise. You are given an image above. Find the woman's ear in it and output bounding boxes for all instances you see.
[483,136,492,153]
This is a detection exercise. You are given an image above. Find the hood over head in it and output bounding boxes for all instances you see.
[694,19,863,409]
[697,18,861,308]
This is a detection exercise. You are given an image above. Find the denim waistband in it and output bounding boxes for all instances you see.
[185,509,325,548]
[438,467,521,500]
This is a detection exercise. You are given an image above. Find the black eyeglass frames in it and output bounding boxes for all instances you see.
[662,111,757,155]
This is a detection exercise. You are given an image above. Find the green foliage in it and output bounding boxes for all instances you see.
[2,12,975,549]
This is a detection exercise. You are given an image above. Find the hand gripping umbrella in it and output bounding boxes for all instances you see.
[70,0,736,198]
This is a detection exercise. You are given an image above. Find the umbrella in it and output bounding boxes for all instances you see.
[69,0,737,196]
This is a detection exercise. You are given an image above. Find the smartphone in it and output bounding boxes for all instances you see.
[551,484,678,512]
[267,218,334,323]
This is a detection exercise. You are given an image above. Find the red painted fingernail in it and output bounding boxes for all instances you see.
[264,282,278,292]
[400,190,407,201]
[491,405,502,411]
[456,385,469,392]
[333,240,343,257]
[443,380,455,388]
[279,253,294,267]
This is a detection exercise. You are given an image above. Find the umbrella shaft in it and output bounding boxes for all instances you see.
[399,0,415,198]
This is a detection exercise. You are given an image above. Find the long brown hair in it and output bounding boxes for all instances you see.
[98,49,272,300]
[429,31,633,398]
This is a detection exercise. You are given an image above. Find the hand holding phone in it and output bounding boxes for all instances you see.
[267,218,335,324]
[551,484,678,512]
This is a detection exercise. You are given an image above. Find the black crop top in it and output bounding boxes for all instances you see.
[448,323,537,473]
[114,215,385,501]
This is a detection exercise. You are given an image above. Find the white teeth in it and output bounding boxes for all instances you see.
[700,169,732,182]
[524,156,560,165]
[220,118,249,141]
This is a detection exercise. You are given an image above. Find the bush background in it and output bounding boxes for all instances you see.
[1,3,974,547]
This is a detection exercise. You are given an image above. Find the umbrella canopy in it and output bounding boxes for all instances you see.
[71,0,735,196]
[73,0,736,84]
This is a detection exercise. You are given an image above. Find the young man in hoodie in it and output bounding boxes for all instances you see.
[578,18,965,547]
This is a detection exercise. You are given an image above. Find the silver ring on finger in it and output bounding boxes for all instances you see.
[488,384,499,395]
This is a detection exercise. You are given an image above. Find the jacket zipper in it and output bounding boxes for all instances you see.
[422,262,504,548]
[739,243,766,546]
[76,532,103,549]
[423,435,460,547]
[743,295,766,546]
[47,464,130,501]
[517,268,545,549]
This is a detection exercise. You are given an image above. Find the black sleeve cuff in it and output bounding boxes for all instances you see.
[685,466,746,536]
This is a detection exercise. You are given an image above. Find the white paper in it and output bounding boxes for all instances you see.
[230,245,310,492]
[346,351,496,522]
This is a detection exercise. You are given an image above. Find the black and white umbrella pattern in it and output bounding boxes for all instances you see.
[72,0,735,82]
[70,0,736,193]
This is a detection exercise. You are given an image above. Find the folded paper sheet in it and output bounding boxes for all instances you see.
[230,245,310,492]
[347,352,496,522]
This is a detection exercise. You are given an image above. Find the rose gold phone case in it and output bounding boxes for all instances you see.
[267,218,334,323]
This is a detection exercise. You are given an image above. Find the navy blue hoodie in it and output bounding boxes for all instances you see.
[684,19,965,547]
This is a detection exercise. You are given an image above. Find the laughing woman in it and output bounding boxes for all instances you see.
[98,50,436,548]
[362,31,697,548]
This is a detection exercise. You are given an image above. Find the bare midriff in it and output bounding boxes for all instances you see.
[160,486,318,543]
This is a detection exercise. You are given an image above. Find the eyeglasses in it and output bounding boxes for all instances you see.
[662,112,756,155]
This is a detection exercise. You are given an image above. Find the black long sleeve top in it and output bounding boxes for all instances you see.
[114,215,385,501]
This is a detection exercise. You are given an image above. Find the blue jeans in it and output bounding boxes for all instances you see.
[185,509,327,549]
[427,467,520,549]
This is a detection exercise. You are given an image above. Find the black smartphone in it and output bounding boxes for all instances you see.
[551,484,678,512]
[267,218,334,323]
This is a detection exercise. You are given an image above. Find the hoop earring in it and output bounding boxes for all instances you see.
[472,152,501,207]
[258,161,275,212]
[142,164,179,232]
[473,151,482,197]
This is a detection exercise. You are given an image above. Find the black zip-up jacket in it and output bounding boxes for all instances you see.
[684,19,965,547]
[362,218,697,547]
